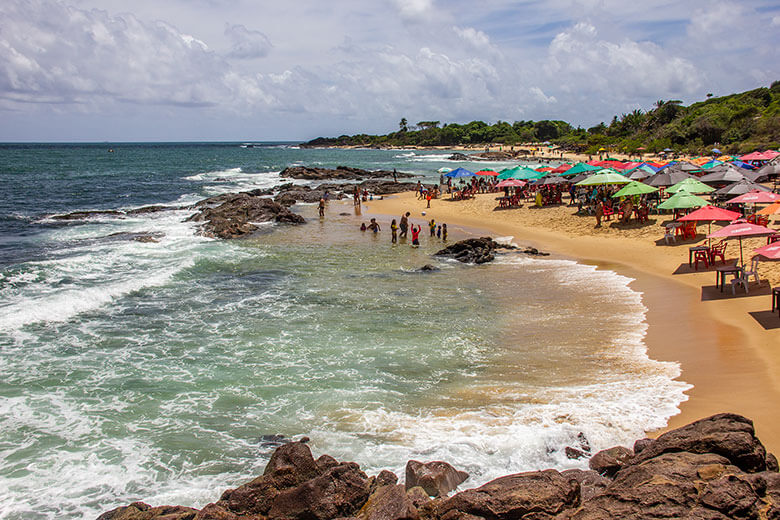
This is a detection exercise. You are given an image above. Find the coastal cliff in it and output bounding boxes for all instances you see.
[98,413,780,520]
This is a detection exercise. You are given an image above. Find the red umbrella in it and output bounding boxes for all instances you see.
[475,169,499,176]
[677,205,742,222]
[740,151,772,161]
[753,242,780,260]
[496,179,526,188]
[708,221,777,265]
[726,190,780,204]
[552,163,573,174]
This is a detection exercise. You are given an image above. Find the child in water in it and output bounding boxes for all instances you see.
[429,219,436,237]
[390,219,398,243]
[411,224,421,246]
[442,223,447,241]
[360,222,367,231]
[367,218,380,233]
[436,225,441,239]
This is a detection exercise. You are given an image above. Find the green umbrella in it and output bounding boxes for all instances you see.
[575,171,631,186]
[498,166,544,180]
[666,177,715,194]
[497,166,523,179]
[611,181,658,198]
[657,191,709,210]
[557,162,600,177]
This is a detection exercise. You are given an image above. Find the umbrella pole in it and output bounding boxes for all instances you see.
[739,237,744,267]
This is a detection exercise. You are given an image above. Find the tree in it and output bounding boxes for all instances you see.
[399,118,408,132]
[416,121,440,130]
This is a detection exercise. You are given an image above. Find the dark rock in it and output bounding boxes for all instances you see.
[435,237,503,264]
[629,413,768,473]
[439,469,579,520]
[633,438,653,455]
[522,247,550,256]
[280,166,413,181]
[186,193,304,239]
[52,209,123,220]
[340,212,352,216]
[588,446,633,478]
[406,486,432,508]
[317,454,340,472]
[259,434,290,449]
[560,469,609,501]
[376,470,399,488]
[96,502,198,520]
[405,460,469,497]
[418,265,440,272]
[105,231,163,243]
[576,433,591,454]
[471,151,516,160]
[768,453,779,472]
[126,205,171,215]
[447,153,472,161]
[267,462,371,520]
[358,484,419,520]
[565,447,588,460]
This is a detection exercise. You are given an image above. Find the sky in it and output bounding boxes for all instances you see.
[1,0,779,142]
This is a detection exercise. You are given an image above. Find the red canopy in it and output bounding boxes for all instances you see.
[726,190,780,204]
[536,167,555,172]
[740,151,772,161]
[552,163,573,174]
[707,222,776,238]
[753,242,780,260]
[496,179,526,188]
[677,205,742,222]
[475,169,499,176]
[764,150,780,159]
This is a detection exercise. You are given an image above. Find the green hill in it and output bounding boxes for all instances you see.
[303,83,780,155]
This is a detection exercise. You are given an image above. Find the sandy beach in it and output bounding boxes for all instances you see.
[358,190,780,453]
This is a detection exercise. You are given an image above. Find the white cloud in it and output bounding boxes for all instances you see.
[453,26,491,49]
[224,24,272,59]
[394,0,434,20]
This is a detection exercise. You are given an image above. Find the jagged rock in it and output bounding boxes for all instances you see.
[628,413,768,473]
[126,205,171,215]
[186,193,304,238]
[259,434,290,449]
[406,487,432,509]
[565,447,588,460]
[522,247,550,256]
[96,502,198,520]
[447,153,472,161]
[280,166,413,181]
[589,446,633,478]
[106,231,163,243]
[405,461,469,498]
[317,454,341,472]
[471,151,516,160]
[52,209,124,220]
[560,469,609,501]
[358,484,419,520]
[768,453,779,472]
[633,438,653,455]
[418,265,440,272]
[438,469,579,520]
[435,237,502,264]
[375,470,399,488]
[267,462,371,520]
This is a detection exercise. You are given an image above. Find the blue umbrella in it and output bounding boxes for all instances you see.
[444,167,475,178]
[711,148,722,154]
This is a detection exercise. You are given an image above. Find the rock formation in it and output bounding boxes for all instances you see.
[280,166,414,181]
[186,192,305,239]
[97,413,780,520]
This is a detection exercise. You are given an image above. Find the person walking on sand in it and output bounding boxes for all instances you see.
[318,198,325,217]
[426,191,432,208]
[411,224,421,247]
[595,199,604,228]
[390,219,398,243]
[399,212,409,238]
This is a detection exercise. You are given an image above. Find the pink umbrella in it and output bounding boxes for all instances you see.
[475,169,499,176]
[708,221,777,265]
[740,151,771,161]
[753,242,780,261]
[496,179,526,188]
[677,205,742,222]
[726,190,780,204]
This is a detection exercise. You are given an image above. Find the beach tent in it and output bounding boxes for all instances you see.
[731,160,756,169]
[535,175,570,186]
[611,181,658,198]
[708,221,776,265]
[657,191,709,210]
[713,179,773,196]
[700,160,723,169]
[444,167,475,178]
[666,178,715,195]
[747,163,780,182]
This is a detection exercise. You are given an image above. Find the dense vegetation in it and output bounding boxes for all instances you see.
[304,83,780,155]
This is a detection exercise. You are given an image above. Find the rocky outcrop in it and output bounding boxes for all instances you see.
[52,205,175,221]
[405,461,469,497]
[98,414,780,520]
[434,237,501,264]
[280,166,413,181]
[186,193,304,238]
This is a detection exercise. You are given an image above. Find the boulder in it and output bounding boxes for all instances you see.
[418,265,440,272]
[560,470,609,502]
[438,469,579,520]
[565,447,589,460]
[405,460,469,497]
[358,484,419,520]
[588,446,633,478]
[97,502,198,520]
[628,413,768,473]
[435,237,501,264]
[186,193,304,238]
[447,153,472,161]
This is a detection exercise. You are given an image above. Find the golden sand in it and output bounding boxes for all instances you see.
[358,191,780,452]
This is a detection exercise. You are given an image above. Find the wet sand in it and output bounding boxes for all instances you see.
[354,191,780,452]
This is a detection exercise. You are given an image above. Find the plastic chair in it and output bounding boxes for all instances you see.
[693,249,709,270]
[743,258,760,285]
[731,271,749,295]
[709,241,727,265]
[664,226,676,244]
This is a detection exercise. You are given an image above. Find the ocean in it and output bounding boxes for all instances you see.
[0,143,689,519]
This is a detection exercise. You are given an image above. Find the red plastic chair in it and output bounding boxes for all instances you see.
[709,241,727,265]
[693,249,709,270]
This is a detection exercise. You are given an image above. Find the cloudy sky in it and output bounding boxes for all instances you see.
[1,0,778,141]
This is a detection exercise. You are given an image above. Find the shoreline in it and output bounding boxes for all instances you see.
[358,191,780,452]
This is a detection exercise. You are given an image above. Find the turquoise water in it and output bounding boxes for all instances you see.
[0,143,688,519]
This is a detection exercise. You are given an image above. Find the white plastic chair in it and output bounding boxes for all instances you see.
[664,225,676,245]
[742,258,760,285]
[730,270,749,295]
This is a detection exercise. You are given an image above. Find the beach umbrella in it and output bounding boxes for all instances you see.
[437,167,452,173]
[747,163,780,182]
[496,179,526,188]
[536,175,570,186]
[740,151,772,161]
[753,242,780,261]
[475,169,499,176]
[666,178,715,195]
[677,205,743,244]
[731,160,756,169]
[707,221,777,266]
[626,165,656,180]
[646,170,694,187]
[575,171,631,186]
[700,160,723,169]
[512,167,547,180]
[657,191,709,210]
[757,202,780,216]
[699,167,749,184]
[726,190,780,204]
[444,167,475,178]
[711,148,722,155]
[559,162,600,177]
[552,163,573,174]
[497,166,523,179]
[713,179,772,196]
[611,181,658,198]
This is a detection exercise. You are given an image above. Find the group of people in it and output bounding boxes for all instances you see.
[360,211,447,246]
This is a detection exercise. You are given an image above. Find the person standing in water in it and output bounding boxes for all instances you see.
[367,218,381,233]
[399,212,409,238]
[318,198,325,217]
[429,218,436,237]
[442,223,447,241]
[411,224,421,246]
[390,219,398,243]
